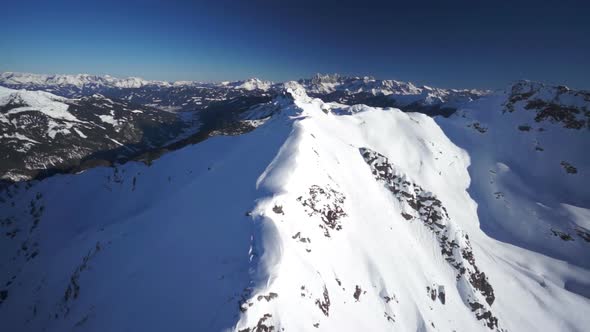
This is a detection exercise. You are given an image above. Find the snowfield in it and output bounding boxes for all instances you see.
[0,83,588,332]
[0,86,78,123]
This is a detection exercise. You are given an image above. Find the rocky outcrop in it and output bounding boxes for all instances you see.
[360,147,500,330]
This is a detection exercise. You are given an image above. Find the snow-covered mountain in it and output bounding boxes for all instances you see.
[299,74,489,115]
[436,80,590,265]
[0,72,274,112]
[0,81,588,331]
[0,72,276,91]
[222,78,273,92]
[0,72,486,115]
[0,87,191,182]
[0,72,161,91]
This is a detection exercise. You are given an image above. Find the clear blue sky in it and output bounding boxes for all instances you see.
[1,0,588,89]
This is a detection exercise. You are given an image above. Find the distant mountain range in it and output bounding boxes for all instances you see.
[0,72,274,112]
[300,73,488,114]
[0,72,486,113]
[0,72,493,182]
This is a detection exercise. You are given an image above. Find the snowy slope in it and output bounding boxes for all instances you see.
[234,84,590,332]
[436,81,590,266]
[0,83,588,332]
[0,91,296,331]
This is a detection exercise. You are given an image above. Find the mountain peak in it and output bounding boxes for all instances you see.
[0,72,154,89]
[225,77,273,91]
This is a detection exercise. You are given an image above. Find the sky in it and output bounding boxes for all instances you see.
[0,0,588,89]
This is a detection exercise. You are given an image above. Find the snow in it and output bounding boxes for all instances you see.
[561,204,590,229]
[0,86,96,140]
[240,87,589,332]
[1,132,40,144]
[0,82,588,332]
[0,72,273,90]
[0,72,154,89]
[47,127,72,139]
[230,78,273,91]
[47,119,74,139]
[107,137,124,146]
[97,113,120,128]
[241,117,271,128]
[73,128,88,138]
[0,86,79,122]
[0,108,294,331]
[0,112,11,123]
[299,73,488,106]
[436,88,590,267]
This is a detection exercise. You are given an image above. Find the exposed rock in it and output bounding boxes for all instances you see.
[551,229,574,241]
[297,185,347,237]
[353,285,362,301]
[360,147,499,330]
[560,161,578,174]
[315,286,330,316]
[518,125,531,131]
[257,292,278,302]
[272,205,284,215]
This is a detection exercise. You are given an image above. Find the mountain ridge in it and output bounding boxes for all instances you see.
[0,76,587,183]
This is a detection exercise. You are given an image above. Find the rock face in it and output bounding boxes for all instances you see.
[504,80,590,129]
[360,147,498,329]
[0,77,588,332]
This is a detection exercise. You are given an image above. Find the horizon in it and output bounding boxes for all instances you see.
[1,0,589,90]
[0,70,581,92]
